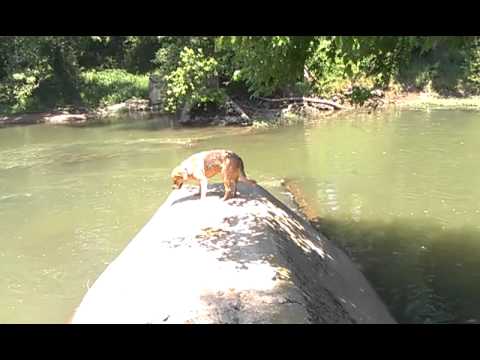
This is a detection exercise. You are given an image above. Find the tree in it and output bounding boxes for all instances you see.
[217,36,314,96]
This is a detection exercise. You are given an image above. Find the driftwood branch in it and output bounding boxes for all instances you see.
[226,96,251,121]
[257,96,344,110]
[306,102,334,111]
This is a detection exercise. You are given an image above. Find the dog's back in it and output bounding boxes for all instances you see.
[203,149,232,170]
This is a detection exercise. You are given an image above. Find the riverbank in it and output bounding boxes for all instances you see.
[395,92,480,110]
[0,98,151,127]
[2,91,480,128]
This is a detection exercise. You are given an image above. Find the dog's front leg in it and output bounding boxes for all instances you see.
[199,178,209,200]
[194,180,202,197]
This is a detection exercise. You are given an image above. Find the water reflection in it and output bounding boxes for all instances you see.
[1,110,480,323]
[314,216,480,323]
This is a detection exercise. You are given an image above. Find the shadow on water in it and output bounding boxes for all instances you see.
[111,116,181,131]
[310,215,480,323]
[109,115,220,132]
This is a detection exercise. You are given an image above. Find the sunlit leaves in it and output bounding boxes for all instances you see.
[79,69,148,107]
[162,46,223,113]
[217,36,313,96]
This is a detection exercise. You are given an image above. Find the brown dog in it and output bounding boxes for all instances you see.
[171,149,256,200]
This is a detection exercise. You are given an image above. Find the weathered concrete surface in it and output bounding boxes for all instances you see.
[71,183,396,324]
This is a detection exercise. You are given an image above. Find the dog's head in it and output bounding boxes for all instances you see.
[171,166,189,190]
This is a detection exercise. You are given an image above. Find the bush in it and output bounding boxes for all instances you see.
[155,46,225,113]
[462,40,480,94]
[305,39,349,97]
[217,36,312,97]
[0,68,148,114]
[0,63,52,114]
[79,69,149,108]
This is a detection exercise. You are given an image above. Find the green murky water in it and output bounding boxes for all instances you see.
[1,108,480,323]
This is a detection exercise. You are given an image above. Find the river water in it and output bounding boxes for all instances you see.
[1,108,479,323]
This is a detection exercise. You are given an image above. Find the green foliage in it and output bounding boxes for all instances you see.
[121,36,162,73]
[152,38,224,113]
[461,39,480,94]
[0,37,51,112]
[394,37,479,95]
[79,69,148,107]
[0,65,51,113]
[329,36,415,86]
[76,36,162,73]
[1,36,480,115]
[152,38,186,79]
[349,86,375,106]
[305,38,349,97]
[162,47,224,113]
[309,36,480,97]
[152,37,215,76]
[397,55,437,90]
[217,36,314,96]
[0,36,87,113]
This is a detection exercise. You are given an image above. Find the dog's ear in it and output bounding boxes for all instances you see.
[171,166,180,179]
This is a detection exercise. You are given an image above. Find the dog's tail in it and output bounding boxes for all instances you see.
[238,158,257,186]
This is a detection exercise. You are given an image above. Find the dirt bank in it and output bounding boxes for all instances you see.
[0,99,151,126]
[2,91,479,128]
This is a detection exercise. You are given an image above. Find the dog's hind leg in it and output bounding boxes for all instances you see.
[223,177,238,200]
[223,181,233,200]
[194,180,202,197]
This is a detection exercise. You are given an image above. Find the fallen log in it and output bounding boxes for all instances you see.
[70,182,395,324]
[306,102,335,111]
[258,96,344,110]
[226,96,251,122]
